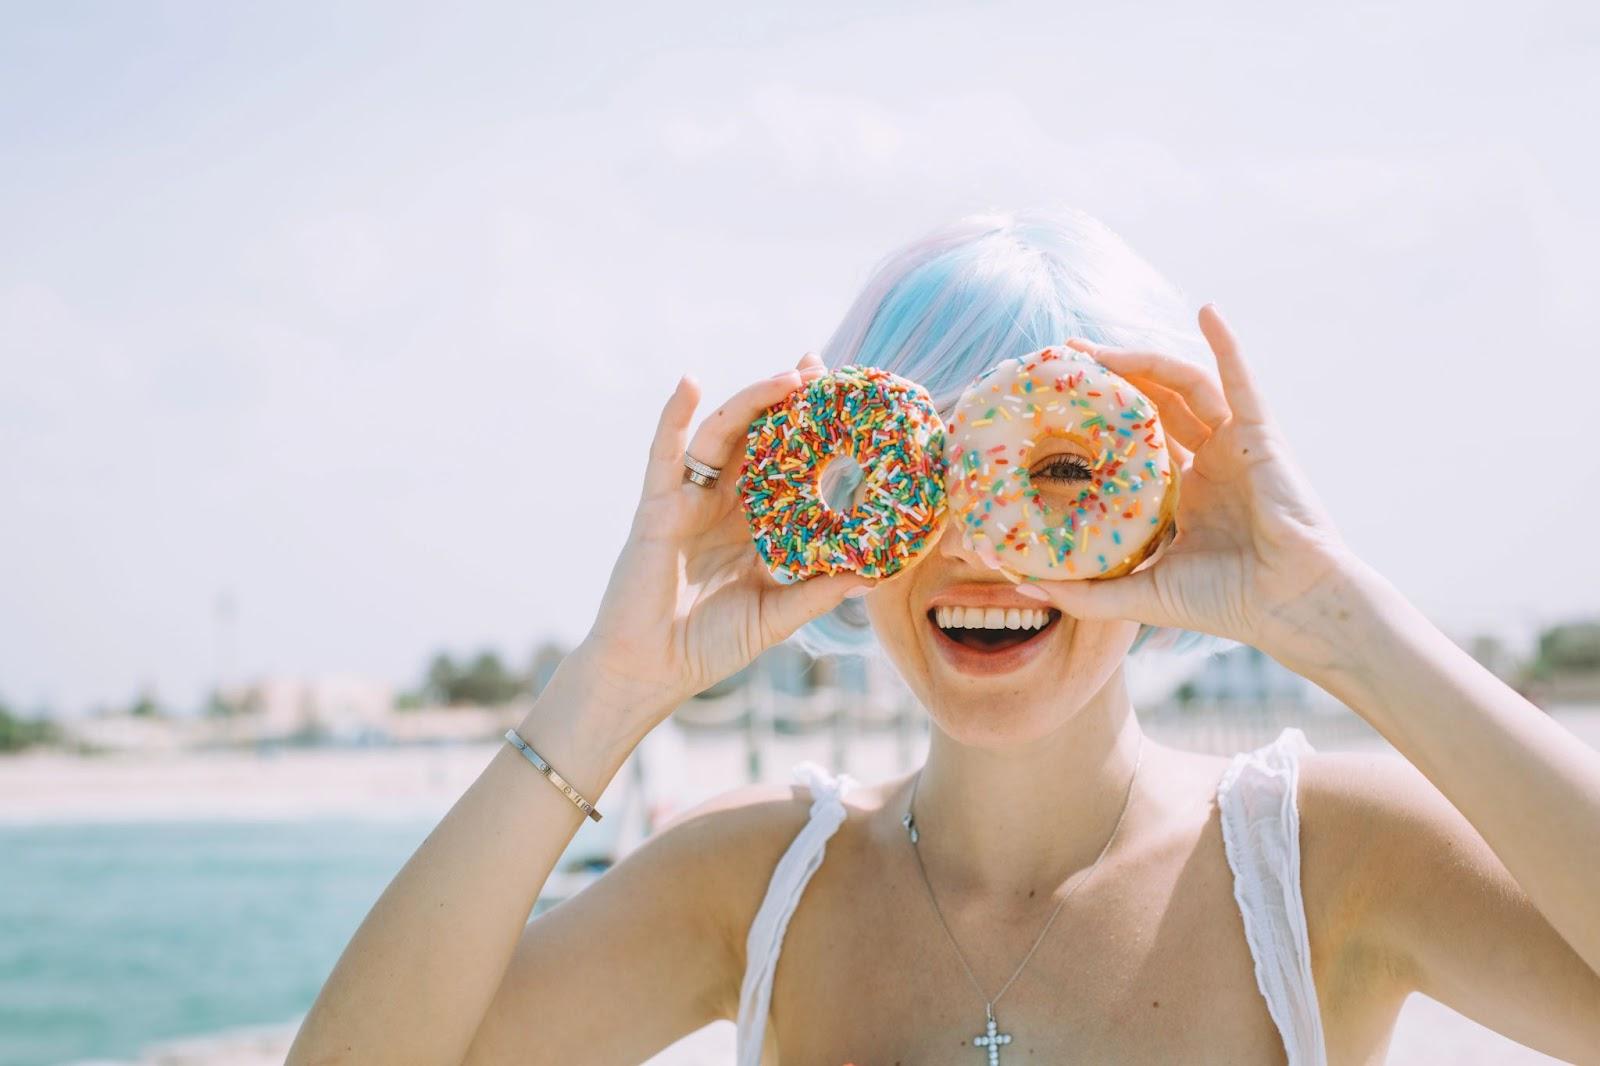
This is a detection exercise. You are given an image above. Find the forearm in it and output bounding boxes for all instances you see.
[1271,556,1600,977]
[287,653,650,1066]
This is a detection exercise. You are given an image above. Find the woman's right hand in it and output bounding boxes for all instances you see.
[566,352,877,731]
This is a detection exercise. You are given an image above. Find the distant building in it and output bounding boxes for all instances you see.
[61,711,192,752]
[224,675,395,741]
[1172,644,1318,708]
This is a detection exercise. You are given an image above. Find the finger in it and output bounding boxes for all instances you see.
[1029,568,1169,628]
[1198,304,1270,425]
[763,572,877,643]
[683,368,807,476]
[1063,336,1230,429]
[1119,374,1212,454]
[641,374,702,496]
[797,350,826,378]
[1167,433,1194,470]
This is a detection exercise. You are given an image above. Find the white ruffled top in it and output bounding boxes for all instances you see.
[735,726,1327,1066]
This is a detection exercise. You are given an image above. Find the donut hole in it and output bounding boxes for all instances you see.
[818,454,868,512]
[1025,436,1102,549]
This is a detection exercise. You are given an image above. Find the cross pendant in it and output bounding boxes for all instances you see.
[972,1008,1013,1064]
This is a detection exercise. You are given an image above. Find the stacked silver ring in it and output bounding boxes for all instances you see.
[682,452,722,488]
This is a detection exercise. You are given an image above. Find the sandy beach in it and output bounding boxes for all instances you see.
[0,742,510,824]
[9,705,1598,823]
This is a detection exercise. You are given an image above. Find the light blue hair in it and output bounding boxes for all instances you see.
[792,205,1232,661]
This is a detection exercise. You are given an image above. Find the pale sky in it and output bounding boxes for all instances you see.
[4,2,1598,715]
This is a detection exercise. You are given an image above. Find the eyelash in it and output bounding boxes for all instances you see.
[1032,455,1095,481]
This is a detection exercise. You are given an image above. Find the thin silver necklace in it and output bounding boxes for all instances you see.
[900,733,1145,1065]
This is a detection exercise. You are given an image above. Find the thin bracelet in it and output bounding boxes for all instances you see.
[503,727,603,822]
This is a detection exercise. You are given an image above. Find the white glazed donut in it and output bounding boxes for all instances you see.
[946,344,1180,581]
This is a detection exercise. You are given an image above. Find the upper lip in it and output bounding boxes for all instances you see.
[924,582,1055,612]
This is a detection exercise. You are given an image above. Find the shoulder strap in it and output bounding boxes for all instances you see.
[735,760,859,1066]
[1216,726,1328,1066]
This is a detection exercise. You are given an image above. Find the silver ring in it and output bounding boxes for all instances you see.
[682,452,721,487]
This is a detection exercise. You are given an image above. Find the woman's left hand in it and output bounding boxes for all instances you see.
[1029,304,1362,657]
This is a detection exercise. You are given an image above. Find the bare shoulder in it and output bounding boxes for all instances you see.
[1298,741,1578,950]
[1292,745,1546,991]
[646,773,875,1014]
[1294,746,1457,914]
[1292,750,1428,975]
[462,774,871,1062]
[1275,747,1440,1057]
[1294,747,1600,1058]
[655,768,896,865]
[1293,746,1422,864]
[654,771,873,865]
[649,778,813,905]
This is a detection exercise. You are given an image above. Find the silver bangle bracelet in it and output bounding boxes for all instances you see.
[503,727,603,822]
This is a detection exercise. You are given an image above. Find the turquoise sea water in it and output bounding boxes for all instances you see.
[0,818,468,1066]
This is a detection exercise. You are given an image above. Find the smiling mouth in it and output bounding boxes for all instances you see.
[927,605,1062,652]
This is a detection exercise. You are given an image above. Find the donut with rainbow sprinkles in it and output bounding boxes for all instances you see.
[738,365,948,582]
[946,344,1179,582]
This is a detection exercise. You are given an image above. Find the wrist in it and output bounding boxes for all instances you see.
[546,641,685,734]
[513,659,652,811]
[1253,549,1397,681]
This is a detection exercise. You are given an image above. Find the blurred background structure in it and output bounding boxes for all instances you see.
[4,3,1599,1064]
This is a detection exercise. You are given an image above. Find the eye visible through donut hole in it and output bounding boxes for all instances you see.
[1032,453,1095,482]
[1028,439,1097,485]
[818,454,868,511]
[1028,438,1100,532]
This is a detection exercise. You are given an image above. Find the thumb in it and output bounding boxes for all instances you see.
[763,572,877,643]
[1027,568,1166,628]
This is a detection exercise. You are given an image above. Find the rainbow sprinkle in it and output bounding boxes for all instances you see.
[946,345,1176,580]
[739,365,948,581]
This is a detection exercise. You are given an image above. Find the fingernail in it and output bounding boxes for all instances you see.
[844,584,872,598]
[1015,583,1050,601]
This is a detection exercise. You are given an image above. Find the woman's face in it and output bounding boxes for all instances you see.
[862,433,1142,746]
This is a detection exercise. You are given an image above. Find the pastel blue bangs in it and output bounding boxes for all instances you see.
[789,205,1232,662]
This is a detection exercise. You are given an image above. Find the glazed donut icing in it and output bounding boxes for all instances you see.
[739,365,948,581]
[946,345,1179,581]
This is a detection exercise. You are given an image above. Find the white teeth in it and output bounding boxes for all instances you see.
[935,606,1053,631]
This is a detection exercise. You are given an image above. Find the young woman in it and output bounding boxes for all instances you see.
[289,210,1600,1065]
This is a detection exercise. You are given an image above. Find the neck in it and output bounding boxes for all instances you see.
[906,665,1147,902]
